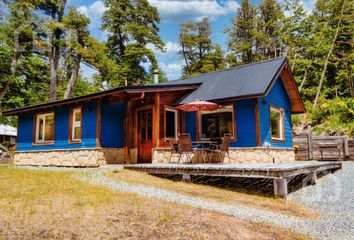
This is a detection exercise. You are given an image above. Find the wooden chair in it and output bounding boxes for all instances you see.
[210,134,232,163]
[178,133,198,163]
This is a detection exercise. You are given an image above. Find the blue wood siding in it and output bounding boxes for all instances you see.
[101,101,124,148]
[185,112,197,141]
[16,101,97,151]
[258,78,293,148]
[231,99,257,147]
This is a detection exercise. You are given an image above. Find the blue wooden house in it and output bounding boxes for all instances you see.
[3,57,305,166]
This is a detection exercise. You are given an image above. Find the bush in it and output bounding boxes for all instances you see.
[304,98,354,137]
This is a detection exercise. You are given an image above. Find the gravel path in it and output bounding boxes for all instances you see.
[288,161,354,240]
[14,163,354,239]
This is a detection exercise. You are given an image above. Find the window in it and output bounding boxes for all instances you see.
[165,108,178,139]
[70,108,82,142]
[201,105,235,139]
[35,112,54,143]
[270,106,284,141]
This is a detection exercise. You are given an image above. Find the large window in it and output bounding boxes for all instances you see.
[270,106,284,141]
[35,112,54,144]
[201,105,235,139]
[165,108,178,139]
[69,107,82,142]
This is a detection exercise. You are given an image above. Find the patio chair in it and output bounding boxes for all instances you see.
[169,139,181,163]
[210,134,232,163]
[178,133,198,163]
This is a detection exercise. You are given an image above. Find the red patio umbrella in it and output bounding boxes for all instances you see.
[176,99,222,140]
[176,99,221,112]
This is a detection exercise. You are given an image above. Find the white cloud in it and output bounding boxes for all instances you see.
[159,61,184,80]
[148,0,239,22]
[148,41,181,55]
[77,1,107,18]
[77,1,107,41]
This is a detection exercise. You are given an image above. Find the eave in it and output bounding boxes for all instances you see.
[1,84,200,116]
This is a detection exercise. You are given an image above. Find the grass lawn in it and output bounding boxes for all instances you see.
[0,166,308,239]
[109,169,317,219]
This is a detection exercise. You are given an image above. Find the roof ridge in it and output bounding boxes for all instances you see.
[175,56,287,82]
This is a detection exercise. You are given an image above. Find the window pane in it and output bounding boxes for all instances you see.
[74,126,81,140]
[270,110,281,139]
[38,118,44,140]
[166,110,176,138]
[44,114,54,141]
[202,107,233,138]
[74,111,81,122]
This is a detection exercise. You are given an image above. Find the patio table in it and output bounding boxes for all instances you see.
[192,140,217,163]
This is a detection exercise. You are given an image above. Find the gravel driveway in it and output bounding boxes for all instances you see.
[288,161,354,239]
[16,162,354,239]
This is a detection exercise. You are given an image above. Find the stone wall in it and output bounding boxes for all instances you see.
[152,147,295,164]
[14,148,125,167]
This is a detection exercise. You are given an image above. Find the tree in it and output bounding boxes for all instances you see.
[313,0,347,107]
[35,0,67,102]
[62,7,90,99]
[179,18,225,76]
[227,0,257,64]
[102,0,164,86]
[256,0,284,59]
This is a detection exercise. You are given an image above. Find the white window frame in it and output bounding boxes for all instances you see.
[35,112,54,143]
[165,108,178,140]
[71,108,82,142]
[200,105,236,140]
[270,106,284,141]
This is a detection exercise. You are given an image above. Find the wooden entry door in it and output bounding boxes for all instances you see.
[138,109,153,163]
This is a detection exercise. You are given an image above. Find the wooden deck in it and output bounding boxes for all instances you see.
[124,161,342,199]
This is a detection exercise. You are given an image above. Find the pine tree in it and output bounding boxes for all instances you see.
[36,0,67,101]
[227,0,257,64]
[102,0,164,86]
[256,0,284,59]
[62,7,90,99]
[179,18,225,76]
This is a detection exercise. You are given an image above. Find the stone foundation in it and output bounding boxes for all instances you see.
[14,148,125,167]
[152,147,295,164]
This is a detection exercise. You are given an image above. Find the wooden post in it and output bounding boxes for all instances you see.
[274,178,288,199]
[124,99,131,163]
[343,136,349,160]
[182,174,191,182]
[307,124,313,160]
[153,92,160,148]
[255,100,261,146]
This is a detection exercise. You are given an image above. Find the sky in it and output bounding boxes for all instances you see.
[66,0,316,81]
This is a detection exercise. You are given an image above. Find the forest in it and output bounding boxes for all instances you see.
[0,0,353,137]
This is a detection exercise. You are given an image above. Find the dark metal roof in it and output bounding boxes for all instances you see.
[157,57,287,104]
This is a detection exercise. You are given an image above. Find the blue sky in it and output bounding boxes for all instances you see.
[67,0,316,81]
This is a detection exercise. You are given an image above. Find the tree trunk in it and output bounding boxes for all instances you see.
[63,56,81,99]
[181,40,191,75]
[49,0,67,102]
[313,0,345,108]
